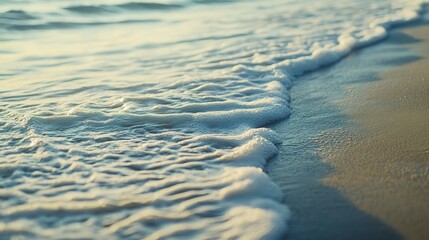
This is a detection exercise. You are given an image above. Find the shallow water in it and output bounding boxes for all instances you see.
[0,0,426,239]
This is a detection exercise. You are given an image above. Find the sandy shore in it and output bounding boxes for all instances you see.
[267,18,429,240]
[317,25,429,240]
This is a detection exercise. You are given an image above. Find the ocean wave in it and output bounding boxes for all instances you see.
[0,10,37,20]
[0,0,427,239]
[64,2,184,15]
[192,0,236,4]
[4,19,159,31]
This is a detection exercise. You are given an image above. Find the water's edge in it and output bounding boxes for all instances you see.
[267,8,429,239]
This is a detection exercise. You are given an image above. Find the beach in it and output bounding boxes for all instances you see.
[1,0,428,239]
[319,24,429,240]
[268,15,429,240]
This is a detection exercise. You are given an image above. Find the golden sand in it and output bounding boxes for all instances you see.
[318,25,429,240]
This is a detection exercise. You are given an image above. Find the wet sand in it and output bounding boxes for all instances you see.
[317,25,429,240]
[268,18,429,240]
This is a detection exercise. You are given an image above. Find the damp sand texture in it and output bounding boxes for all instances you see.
[319,25,429,240]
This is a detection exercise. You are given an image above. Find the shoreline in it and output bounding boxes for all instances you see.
[318,23,429,240]
[268,14,429,240]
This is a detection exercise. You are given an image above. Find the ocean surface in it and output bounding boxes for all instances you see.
[0,0,426,239]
